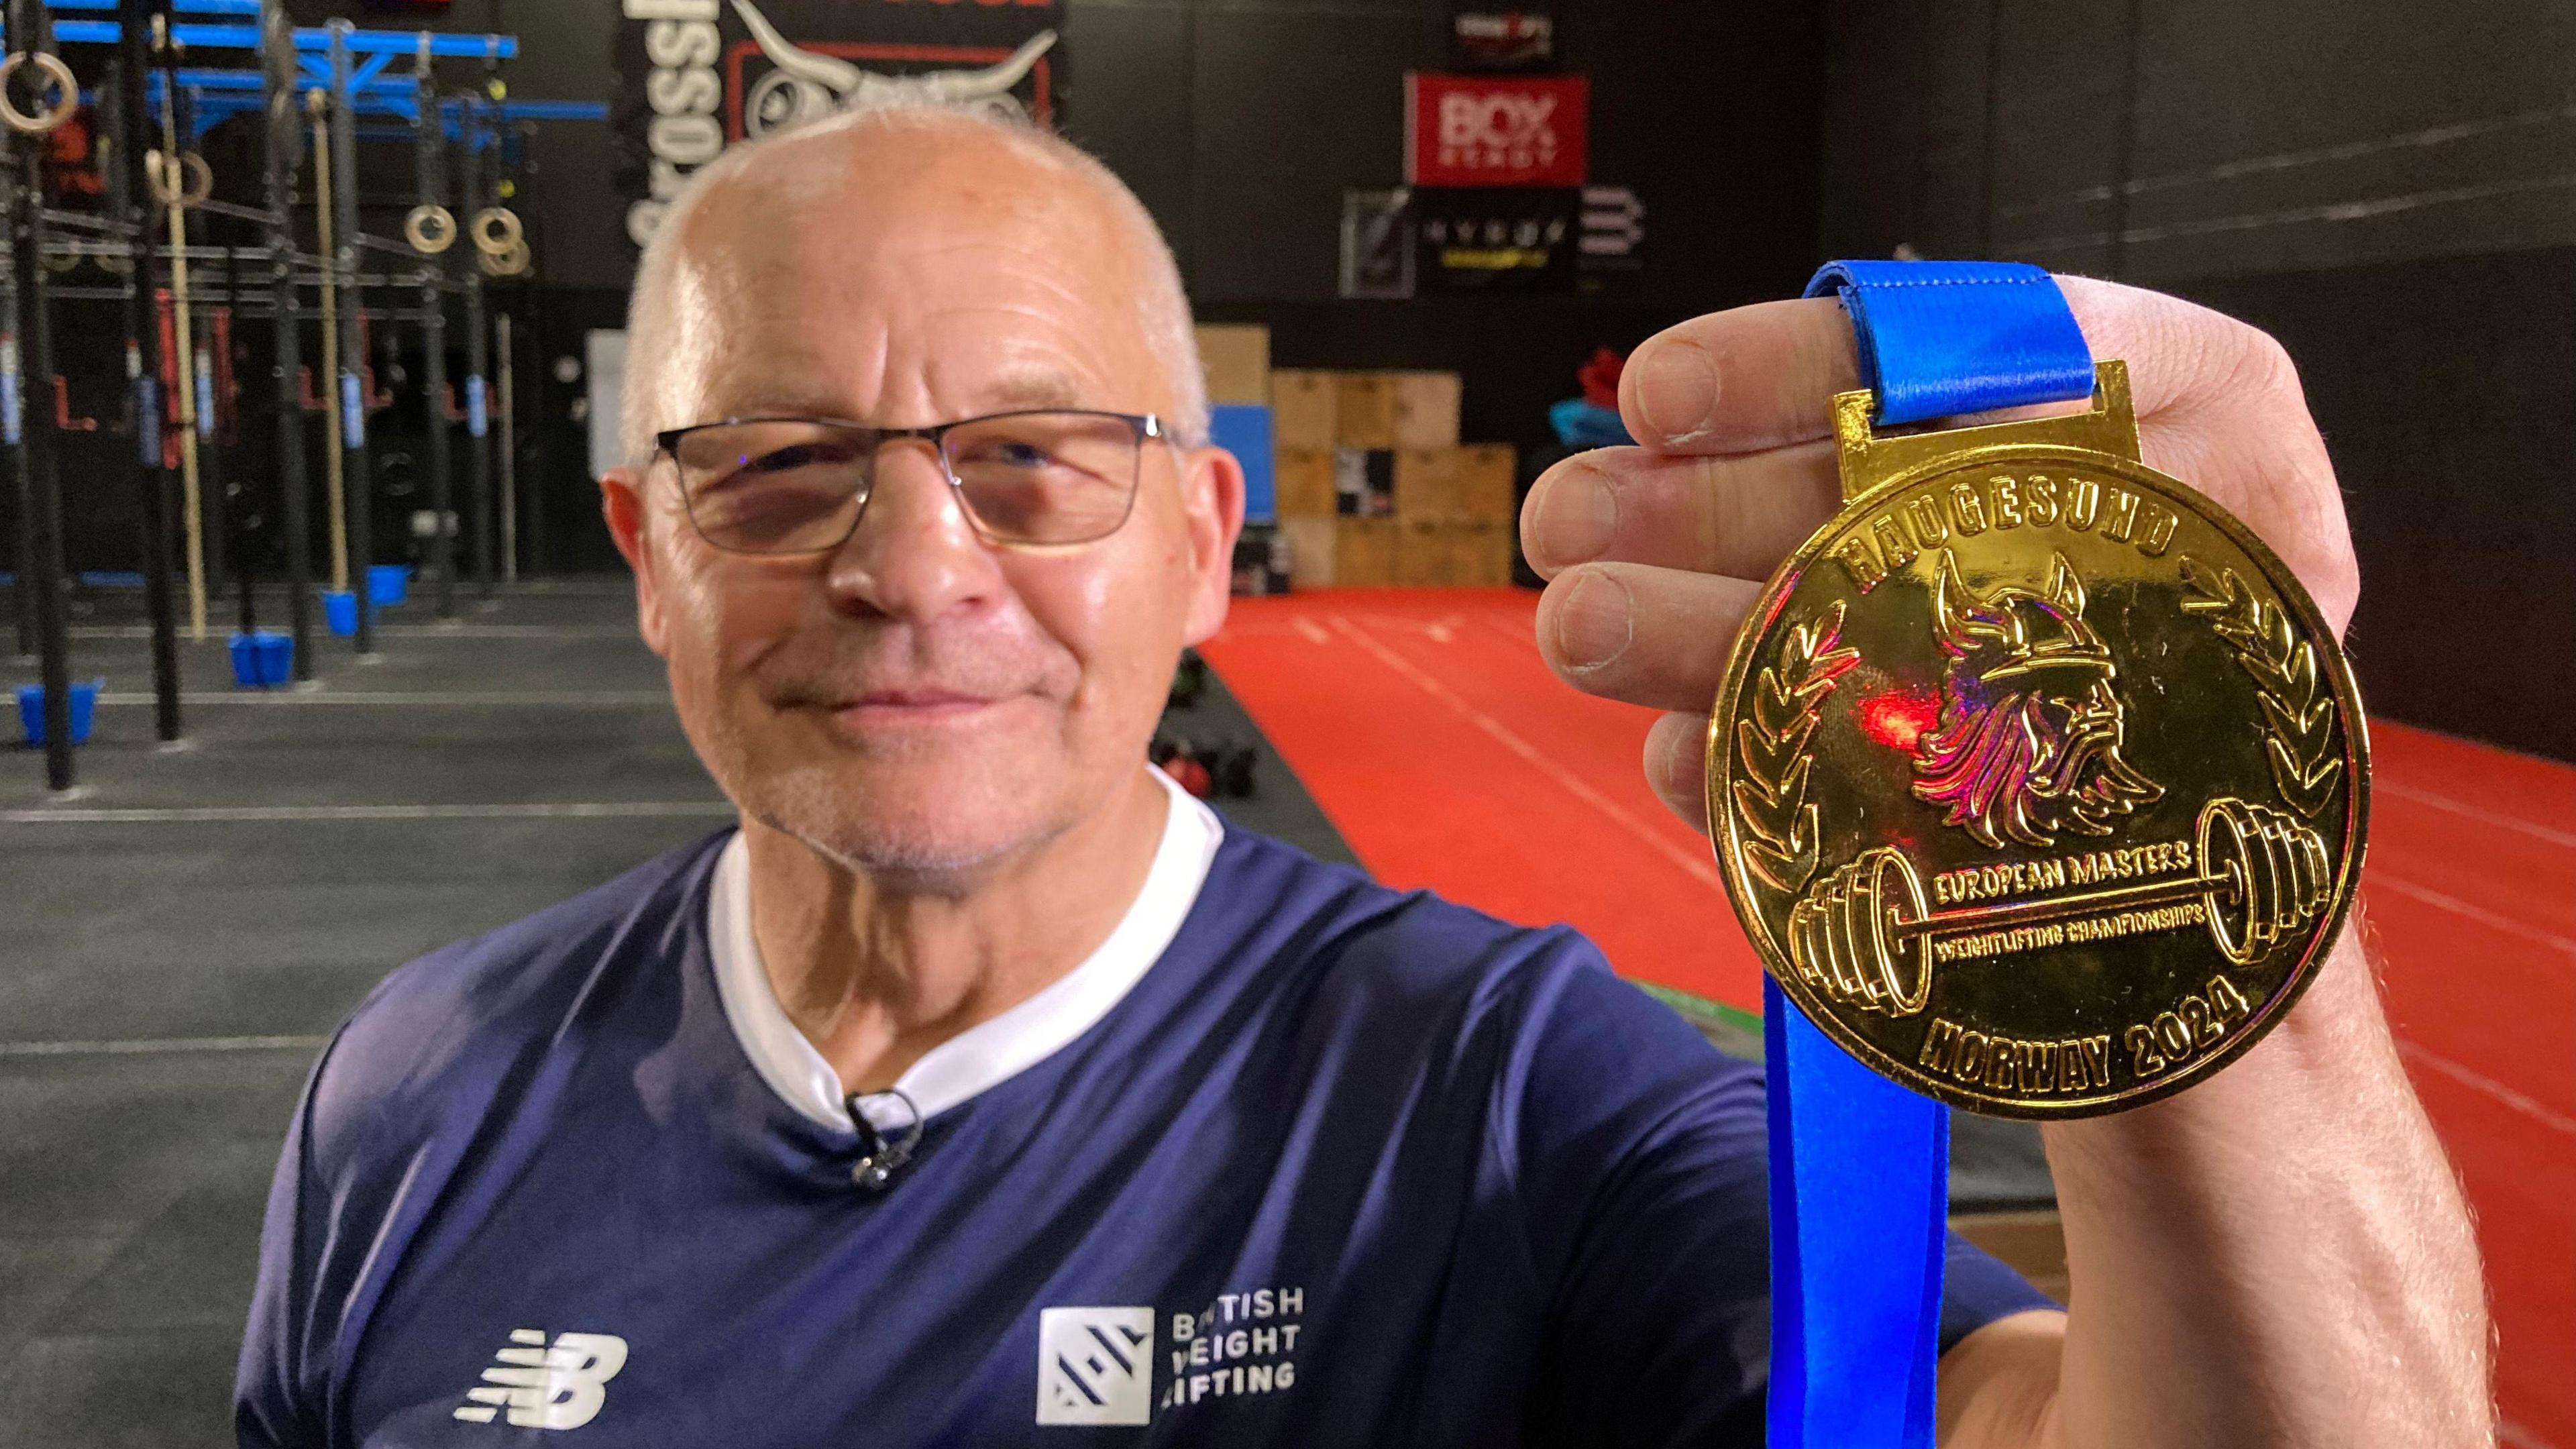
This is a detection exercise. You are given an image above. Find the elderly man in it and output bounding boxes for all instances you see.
[236,103,2486,1446]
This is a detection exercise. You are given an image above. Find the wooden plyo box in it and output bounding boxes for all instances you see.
[1195,325,1271,405]
[1334,373,1399,449]
[1280,516,1337,590]
[1395,443,1517,523]
[1274,447,1337,518]
[1392,371,1462,449]
[1396,519,1513,586]
[1270,370,1338,451]
[1334,517,1398,586]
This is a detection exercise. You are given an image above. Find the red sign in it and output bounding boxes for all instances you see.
[1404,73,1587,187]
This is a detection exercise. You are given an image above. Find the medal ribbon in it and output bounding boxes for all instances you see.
[1764,260,2097,1449]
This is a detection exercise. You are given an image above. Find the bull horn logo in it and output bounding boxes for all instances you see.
[732,0,1058,136]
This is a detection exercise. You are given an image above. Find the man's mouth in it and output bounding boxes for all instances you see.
[827,688,1005,723]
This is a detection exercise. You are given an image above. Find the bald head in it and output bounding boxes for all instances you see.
[620,103,1206,461]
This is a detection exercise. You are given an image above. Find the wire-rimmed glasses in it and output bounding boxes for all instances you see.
[652,410,1166,555]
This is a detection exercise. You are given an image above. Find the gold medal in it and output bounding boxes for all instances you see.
[1707,363,2367,1117]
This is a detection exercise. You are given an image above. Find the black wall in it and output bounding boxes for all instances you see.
[1820,0,2576,763]
[35,0,1829,580]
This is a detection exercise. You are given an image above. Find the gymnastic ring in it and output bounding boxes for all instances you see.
[404,203,458,255]
[476,235,531,277]
[146,148,215,209]
[94,246,132,276]
[38,246,76,274]
[0,52,78,137]
[469,205,523,258]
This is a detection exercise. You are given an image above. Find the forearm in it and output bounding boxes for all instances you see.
[2035,918,2489,1446]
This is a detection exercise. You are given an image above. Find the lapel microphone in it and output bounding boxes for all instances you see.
[846,1088,924,1192]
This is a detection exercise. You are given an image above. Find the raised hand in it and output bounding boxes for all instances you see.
[1516,276,2357,833]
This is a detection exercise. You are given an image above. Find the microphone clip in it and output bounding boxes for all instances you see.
[846,1087,923,1193]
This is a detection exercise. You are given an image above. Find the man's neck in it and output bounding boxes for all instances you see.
[739,766,1173,1096]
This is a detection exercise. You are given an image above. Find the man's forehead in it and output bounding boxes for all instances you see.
[642,116,1180,432]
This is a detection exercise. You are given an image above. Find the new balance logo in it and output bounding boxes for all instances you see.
[453,1329,629,1429]
[1036,1307,1153,1426]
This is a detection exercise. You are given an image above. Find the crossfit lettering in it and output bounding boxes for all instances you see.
[625,0,723,248]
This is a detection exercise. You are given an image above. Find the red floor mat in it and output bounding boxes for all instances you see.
[1201,586,2576,1447]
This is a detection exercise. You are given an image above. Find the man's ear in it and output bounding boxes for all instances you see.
[600,467,672,659]
[1179,443,1247,648]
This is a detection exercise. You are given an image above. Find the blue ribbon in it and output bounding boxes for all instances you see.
[1765,260,2094,1449]
[1803,260,2095,427]
[1766,979,1949,1448]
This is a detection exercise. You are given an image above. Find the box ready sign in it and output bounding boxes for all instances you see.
[1403,73,1588,189]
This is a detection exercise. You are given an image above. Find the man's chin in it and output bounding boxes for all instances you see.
[737,764,1074,885]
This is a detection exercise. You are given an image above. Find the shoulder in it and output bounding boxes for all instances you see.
[1201,829,1746,1099]
[302,832,730,1177]
[1201,826,1587,997]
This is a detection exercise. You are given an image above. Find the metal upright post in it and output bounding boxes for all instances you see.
[413,44,453,619]
[174,83,227,614]
[496,307,514,583]
[256,0,309,676]
[4,119,32,661]
[326,19,371,653]
[12,0,74,788]
[458,97,493,599]
[114,1,180,741]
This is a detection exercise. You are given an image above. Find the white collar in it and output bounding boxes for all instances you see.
[708,767,1224,1134]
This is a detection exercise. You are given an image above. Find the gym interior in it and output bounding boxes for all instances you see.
[1,1,2568,1445]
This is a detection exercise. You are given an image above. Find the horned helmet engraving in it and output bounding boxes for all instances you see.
[1911,550,2162,850]
[733,0,1059,137]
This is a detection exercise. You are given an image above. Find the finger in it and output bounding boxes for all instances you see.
[1619,298,1860,456]
[1644,710,1711,835]
[1520,441,1841,582]
[1615,277,2292,456]
[1534,561,1762,714]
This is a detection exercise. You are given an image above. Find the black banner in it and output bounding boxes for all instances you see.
[1413,186,1577,293]
[1450,6,1554,70]
[612,0,1066,255]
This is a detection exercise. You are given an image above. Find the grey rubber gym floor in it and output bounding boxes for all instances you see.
[1,578,2045,1446]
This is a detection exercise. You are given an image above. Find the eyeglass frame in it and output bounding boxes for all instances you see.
[648,408,1174,555]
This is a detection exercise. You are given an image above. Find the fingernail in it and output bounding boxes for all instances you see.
[1529,464,1619,569]
[1554,570,1633,674]
[1633,341,1718,444]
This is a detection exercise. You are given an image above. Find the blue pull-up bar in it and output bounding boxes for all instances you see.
[27,21,515,58]
[46,0,261,13]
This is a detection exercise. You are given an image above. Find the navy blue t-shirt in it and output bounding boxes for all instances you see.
[236,827,2051,1446]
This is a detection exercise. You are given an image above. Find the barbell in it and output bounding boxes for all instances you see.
[1782,796,2331,1018]
[0,52,77,136]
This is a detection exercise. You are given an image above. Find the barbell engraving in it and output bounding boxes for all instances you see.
[1784,796,2331,1018]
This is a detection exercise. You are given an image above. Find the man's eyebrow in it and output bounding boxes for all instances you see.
[973,372,1087,413]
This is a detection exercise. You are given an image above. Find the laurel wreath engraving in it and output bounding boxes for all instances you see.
[2179,555,2342,818]
[1733,602,1861,894]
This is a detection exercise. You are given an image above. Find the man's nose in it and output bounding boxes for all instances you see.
[819,439,1000,620]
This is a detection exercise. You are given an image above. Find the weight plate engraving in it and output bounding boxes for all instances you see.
[1707,368,2367,1117]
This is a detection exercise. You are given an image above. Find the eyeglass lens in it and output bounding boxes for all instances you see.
[669,413,1143,553]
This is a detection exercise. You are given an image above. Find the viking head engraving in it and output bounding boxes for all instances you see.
[733,0,1059,137]
[1910,551,2162,849]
